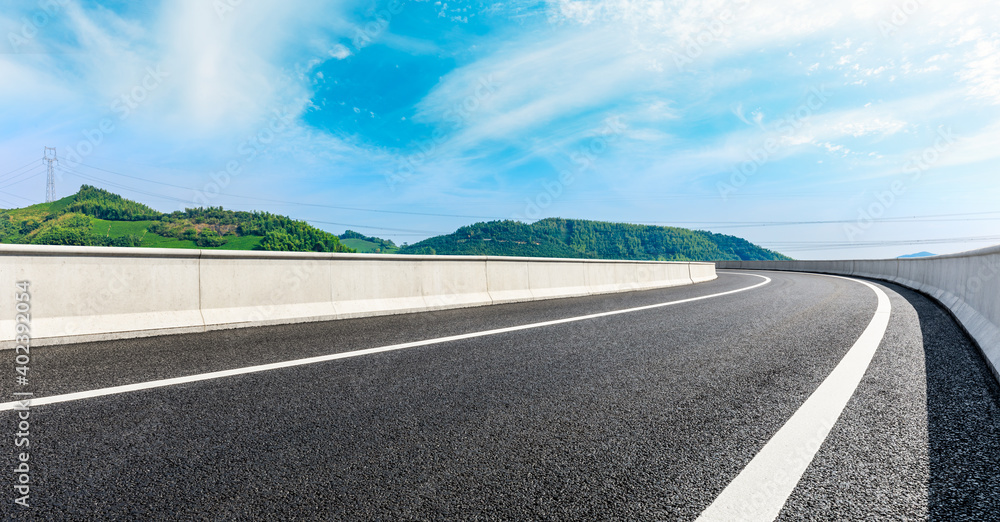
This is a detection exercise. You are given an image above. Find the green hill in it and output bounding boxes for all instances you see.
[0,187,789,261]
[0,185,352,253]
[397,218,791,261]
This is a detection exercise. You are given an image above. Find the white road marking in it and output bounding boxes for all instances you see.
[697,273,892,522]
[0,273,771,411]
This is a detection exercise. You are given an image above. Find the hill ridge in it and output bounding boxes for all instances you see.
[1,186,791,260]
[0,185,352,252]
[398,217,791,261]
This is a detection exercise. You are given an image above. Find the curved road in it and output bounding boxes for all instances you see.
[3,271,999,520]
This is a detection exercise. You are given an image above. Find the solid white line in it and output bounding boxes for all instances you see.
[0,273,771,411]
[697,274,892,522]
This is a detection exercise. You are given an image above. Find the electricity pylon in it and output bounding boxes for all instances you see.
[44,147,57,202]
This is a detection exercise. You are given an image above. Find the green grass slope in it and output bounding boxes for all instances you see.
[340,238,380,253]
[0,185,349,253]
[338,230,398,253]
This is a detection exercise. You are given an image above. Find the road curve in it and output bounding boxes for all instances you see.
[2,271,998,520]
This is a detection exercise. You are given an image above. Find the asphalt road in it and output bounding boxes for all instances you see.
[2,270,998,520]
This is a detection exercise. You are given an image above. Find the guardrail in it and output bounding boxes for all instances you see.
[717,245,1000,384]
[0,244,717,348]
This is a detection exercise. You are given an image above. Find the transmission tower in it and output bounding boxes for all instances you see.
[43,147,57,202]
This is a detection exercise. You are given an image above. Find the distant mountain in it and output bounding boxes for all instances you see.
[0,185,352,253]
[899,251,936,258]
[397,218,792,261]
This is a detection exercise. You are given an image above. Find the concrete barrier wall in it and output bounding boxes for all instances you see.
[0,246,206,346]
[0,244,716,348]
[715,245,1000,383]
[691,262,719,283]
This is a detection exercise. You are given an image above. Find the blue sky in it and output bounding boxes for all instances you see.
[1,0,998,259]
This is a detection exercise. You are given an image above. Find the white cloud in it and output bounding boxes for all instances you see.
[415,26,658,153]
[936,120,1000,168]
[816,111,909,139]
[328,43,352,60]
[151,0,341,136]
[399,0,1000,191]
[0,57,71,103]
[958,37,1000,105]
[643,100,680,121]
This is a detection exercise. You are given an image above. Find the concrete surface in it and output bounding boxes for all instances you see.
[0,244,715,348]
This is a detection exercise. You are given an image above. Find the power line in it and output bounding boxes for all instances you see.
[59,166,441,235]
[58,166,196,205]
[50,158,1000,239]
[73,162,208,191]
[0,192,41,205]
[0,159,43,182]
[626,211,1000,229]
[305,220,443,235]
[766,235,1000,252]
[0,195,26,208]
[67,161,1000,228]
[767,234,1000,245]
[0,165,45,191]
[72,161,509,220]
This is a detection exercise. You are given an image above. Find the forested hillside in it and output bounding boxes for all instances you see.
[0,185,352,252]
[398,218,791,261]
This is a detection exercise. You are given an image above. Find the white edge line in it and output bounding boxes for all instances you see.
[1,273,771,411]
[697,273,892,521]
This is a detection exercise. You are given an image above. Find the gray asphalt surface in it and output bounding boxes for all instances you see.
[2,270,998,520]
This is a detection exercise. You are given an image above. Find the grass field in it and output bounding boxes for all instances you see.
[139,231,264,250]
[340,238,397,253]
[89,218,157,238]
[340,238,378,252]
[207,235,263,250]
[140,235,201,248]
[6,195,76,221]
